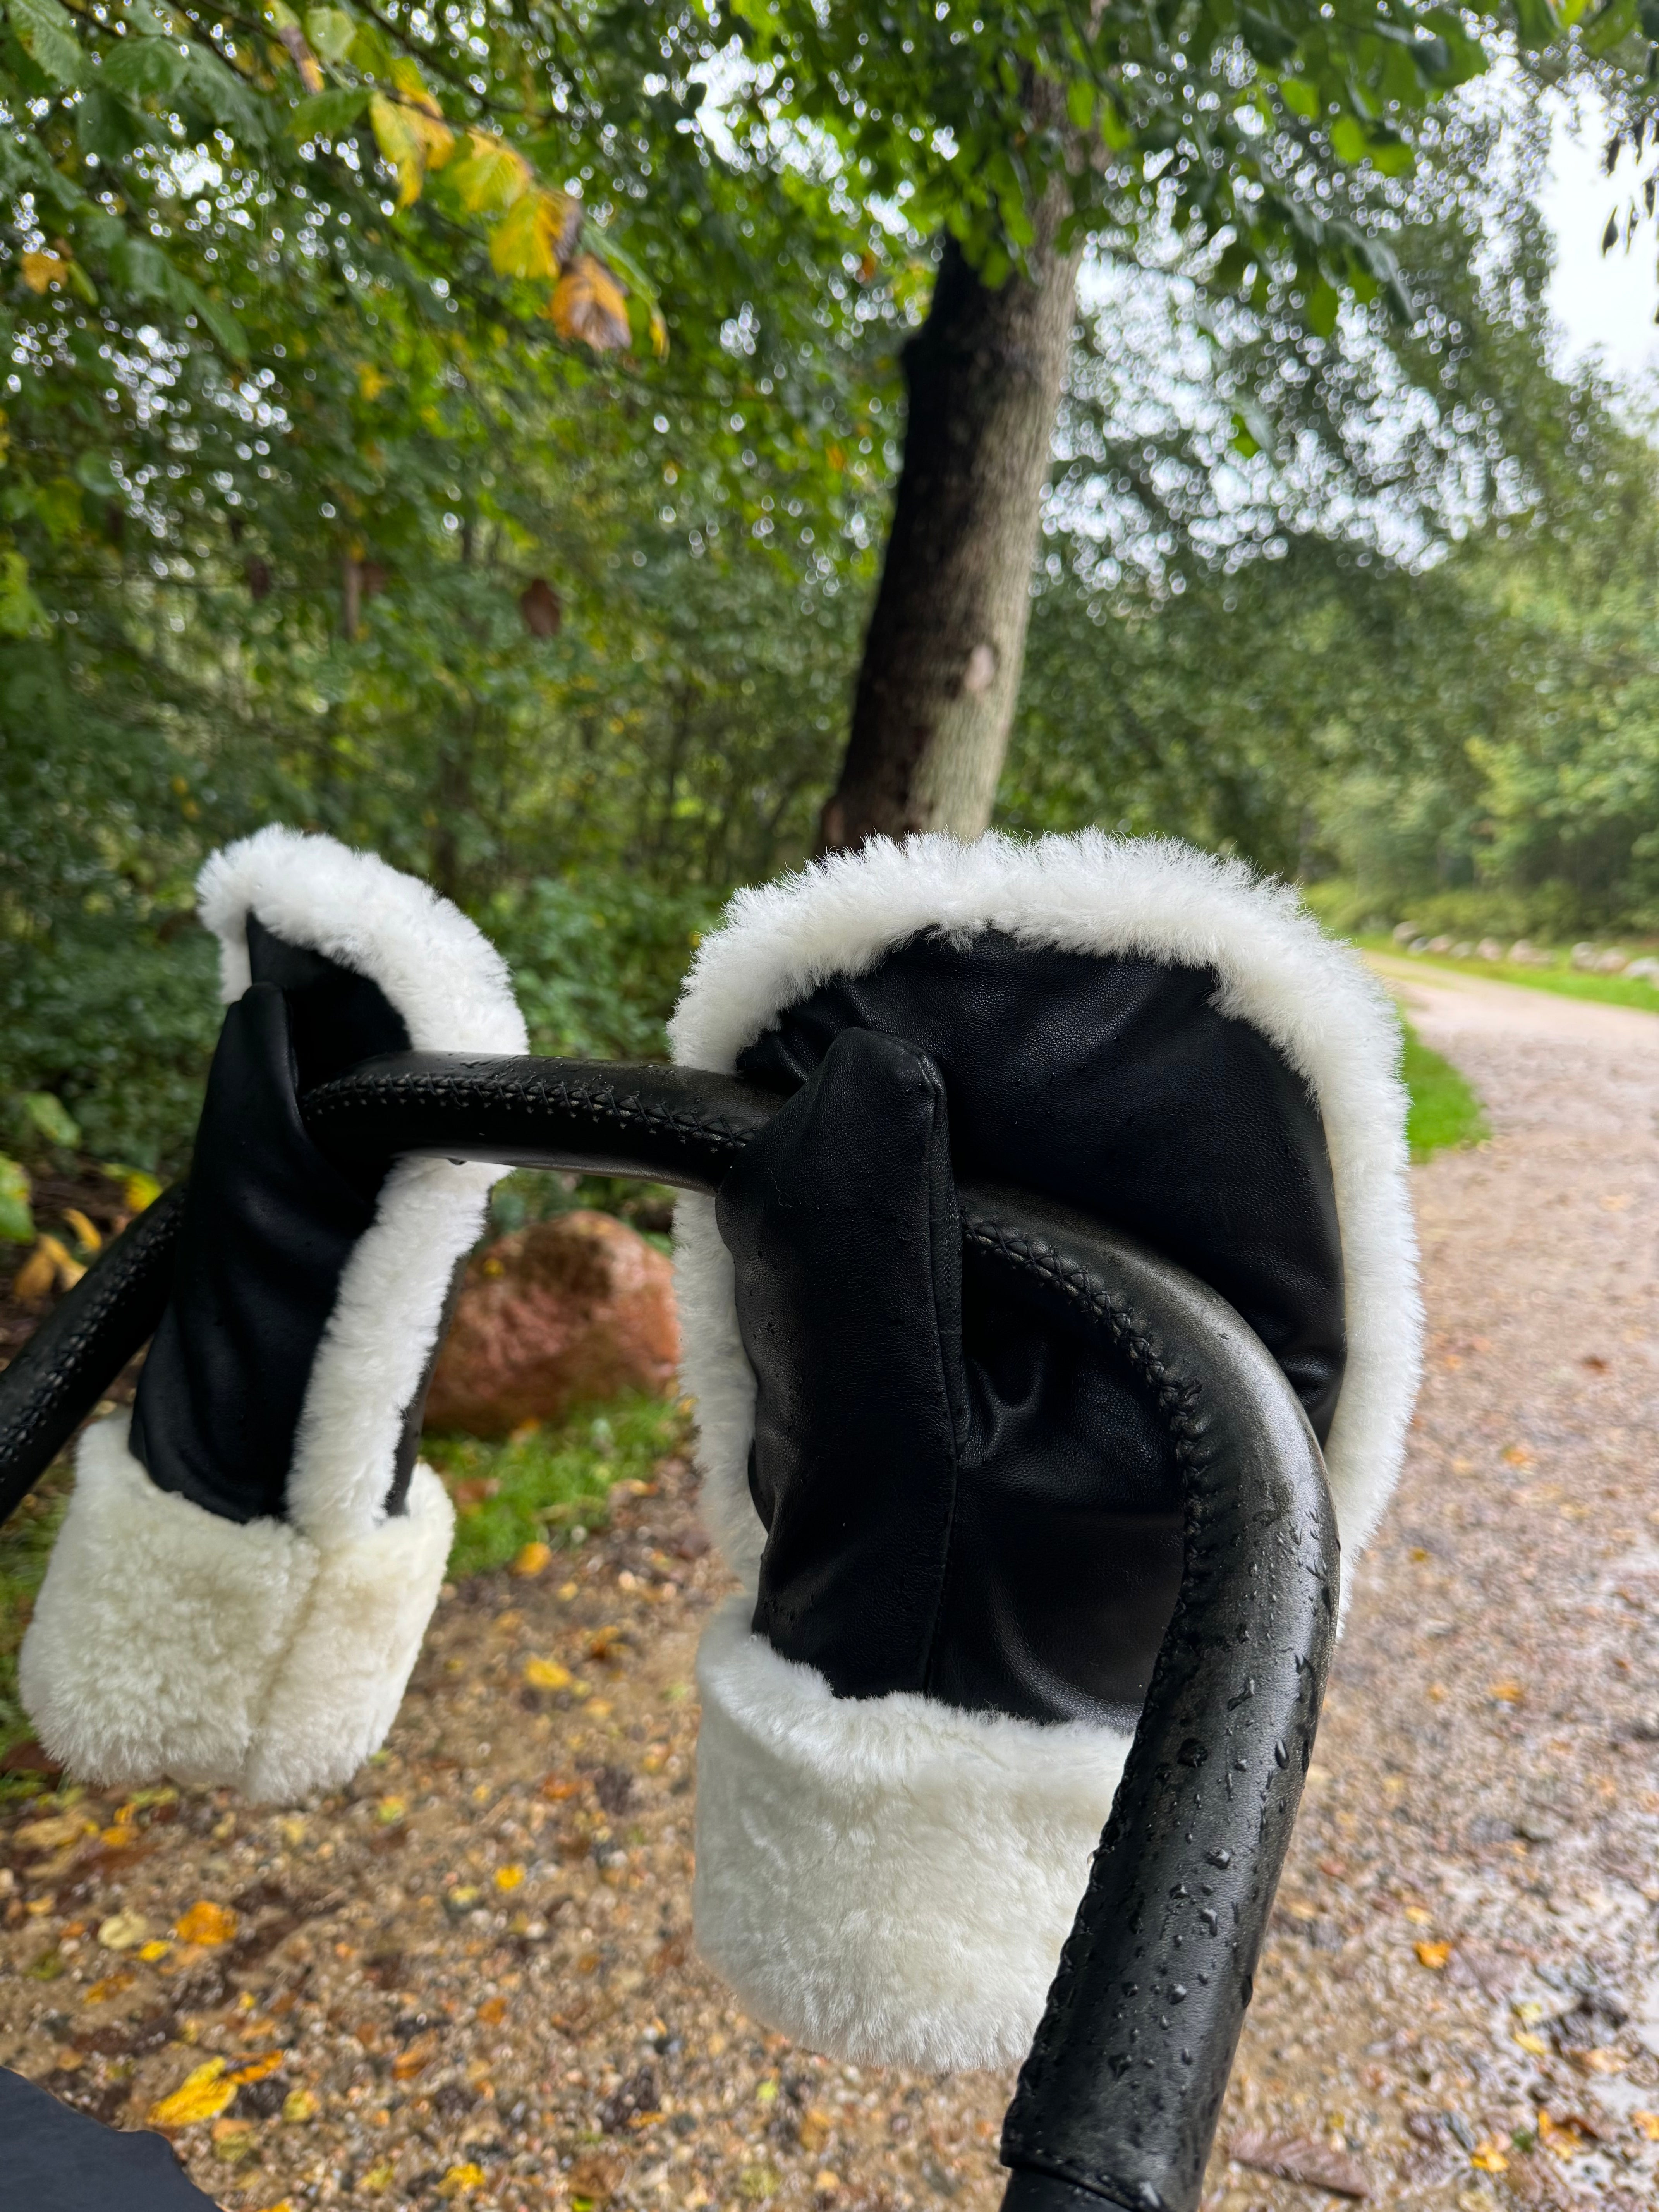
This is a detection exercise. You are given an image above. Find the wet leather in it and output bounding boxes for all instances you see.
[726,932,1345,1727]
[129,931,414,1525]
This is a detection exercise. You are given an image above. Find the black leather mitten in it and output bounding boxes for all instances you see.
[21,828,525,1801]
[674,833,1421,2070]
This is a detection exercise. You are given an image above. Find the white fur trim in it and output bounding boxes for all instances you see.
[197,823,526,1055]
[20,1420,455,1800]
[237,1462,454,1801]
[670,831,1421,1589]
[692,1599,1130,2071]
[194,828,527,1549]
[23,831,518,1796]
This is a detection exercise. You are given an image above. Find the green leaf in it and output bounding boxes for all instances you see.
[184,282,249,359]
[1510,0,1563,44]
[21,1092,81,1148]
[109,230,172,302]
[74,450,118,498]
[1279,76,1319,120]
[180,47,269,143]
[1307,278,1340,338]
[1330,115,1368,164]
[101,34,187,98]
[1583,0,1639,49]
[1065,77,1094,131]
[0,1156,33,1245]
[289,85,368,139]
[77,83,162,163]
[0,550,44,638]
[10,0,85,86]
[305,7,356,64]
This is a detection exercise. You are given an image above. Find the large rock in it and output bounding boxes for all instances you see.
[424,1210,679,1437]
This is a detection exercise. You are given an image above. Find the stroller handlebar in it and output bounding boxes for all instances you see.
[0,1051,1338,2212]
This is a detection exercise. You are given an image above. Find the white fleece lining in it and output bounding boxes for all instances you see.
[22,827,520,1799]
[20,1419,453,1800]
[671,832,1421,2067]
[694,1599,1132,2072]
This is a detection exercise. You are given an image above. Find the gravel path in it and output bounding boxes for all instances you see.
[3,969,1657,2212]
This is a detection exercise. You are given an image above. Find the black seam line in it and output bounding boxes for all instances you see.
[915,1080,965,1707]
[960,1218,1204,1471]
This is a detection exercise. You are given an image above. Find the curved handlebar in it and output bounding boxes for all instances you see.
[0,1053,1338,2212]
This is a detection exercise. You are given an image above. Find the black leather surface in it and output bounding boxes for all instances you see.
[726,930,1346,1727]
[129,928,416,1525]
[0,2066,222,2209]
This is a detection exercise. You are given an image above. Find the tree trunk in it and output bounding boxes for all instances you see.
[819,194,1083,851]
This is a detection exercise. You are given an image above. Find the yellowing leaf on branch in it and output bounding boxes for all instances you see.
[370,73,453,211]
[490,187,578,279]
[357,361,388,401]
[149,2057,235,2129]
[452,131,532,216]
[549,255,630,353]
[21,252,68,294]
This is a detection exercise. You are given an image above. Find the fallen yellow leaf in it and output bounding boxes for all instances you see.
[1537,2109,1589,2159]
[1470,2141,1508,2173]
[1514,2030,1549,2057]
[1633,2111,1659,2140]
[229,2052,283,2087]
[524,1657,572,1691]
[174,1900,237,1946]
[149,2057,235,2128]
[82,1972,134,2004]
[359,2165,396,2193]
[494,1863,524,1891]
[511,1540,553,1578]
[1403,1905,1433,1925]
[1489,1680,1524,1703]
[137,1939,171,1963]
[281,2087,318,2124]
[1415,1940,1452,1969]
[438,2166,486,2200]
[376,1796,407,1825]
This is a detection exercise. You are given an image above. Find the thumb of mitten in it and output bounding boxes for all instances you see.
[715,1024,969,1698]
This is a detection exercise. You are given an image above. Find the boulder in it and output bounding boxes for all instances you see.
[424,1209,679,1437]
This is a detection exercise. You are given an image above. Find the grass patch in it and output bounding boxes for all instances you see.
[1362,936,1659,1017]
[1400,1018,1487,1161]
[424,1391,690,1581]
[0,1470,70,1802]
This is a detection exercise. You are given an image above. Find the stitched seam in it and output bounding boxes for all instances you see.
[306,1072,750,1160]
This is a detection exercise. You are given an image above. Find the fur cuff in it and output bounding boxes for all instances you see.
[672,832,1421,1595]
[692,1599,1130,2072]
[19,1417,453,1802]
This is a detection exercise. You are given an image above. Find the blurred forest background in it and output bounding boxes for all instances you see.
[6,1,1659,1176]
